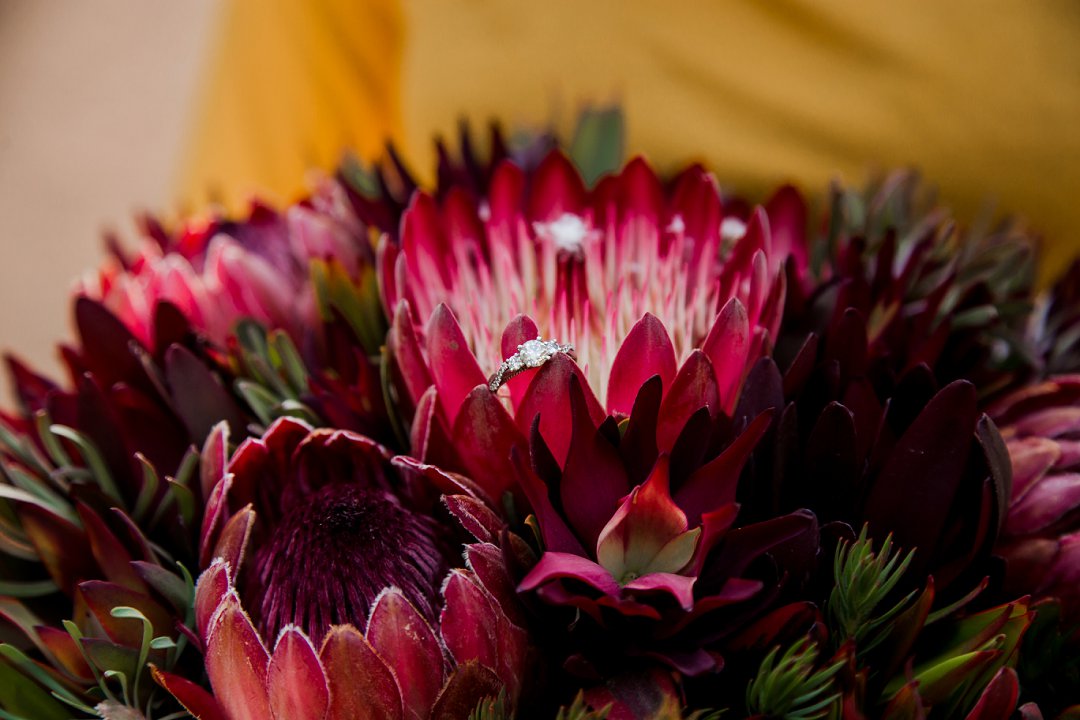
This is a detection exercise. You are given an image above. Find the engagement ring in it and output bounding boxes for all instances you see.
[488,338,575,392]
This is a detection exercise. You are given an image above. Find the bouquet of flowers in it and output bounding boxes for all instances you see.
[1,112,1078,719]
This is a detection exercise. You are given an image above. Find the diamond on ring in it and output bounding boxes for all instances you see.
[488,338,575,392]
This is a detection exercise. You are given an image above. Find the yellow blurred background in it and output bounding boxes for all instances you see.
[2,1,1079,398]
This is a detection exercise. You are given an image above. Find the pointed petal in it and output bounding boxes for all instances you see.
[863,381,978,569]
[465,543,528,628]
[368,589,444,720]
[201,421,230,502]
[516,352,604,465]
[452,386,526,503]
[657,351,720,452]
[440,570,500,669]
[75,502,144,593]
[195,560,231,643]
[425,304,486,424]
[528,151,587,222]
[205,592,271,720]
[152,665,229,720]
[561,375,630,548]
[703,298,750,414]
[623,573,696,611]
[268,627,329,720]
[429,661,503,720]
[963,667,1019,720]
[607,314,677,416]
[211,505,255,577]
[441,494,507,544]
[390,300,434,407]
[674,410,773,524]
[320,625,403,720]
[597,457,693,579]
[518,553,620,596]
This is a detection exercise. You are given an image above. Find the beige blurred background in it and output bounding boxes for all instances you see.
[0,1,218,398]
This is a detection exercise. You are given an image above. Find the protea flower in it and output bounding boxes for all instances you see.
[376,149,830,686]
[79,181,365,351]
[382,150,801,497]
[157,418,529,718]
[76,178,396,442]
[988,376,1080,617]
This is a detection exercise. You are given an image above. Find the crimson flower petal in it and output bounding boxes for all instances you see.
[368,589,444,720]
[607,313,677,417]
[267,627,329,720]
[320,625,403,720]
[205,592,271,720]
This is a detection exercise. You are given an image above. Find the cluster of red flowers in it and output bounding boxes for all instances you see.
[1,124,1078,719]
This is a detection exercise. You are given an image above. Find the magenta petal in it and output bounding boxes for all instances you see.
[452,386,527,503]
[487,161,526,239]
[402,192,451,289]
[409,385,457,469]
[528,151,587,223]
[657,351,720,452]
[675,410,773,523]
[703,298,751,414]
[268,627,329,720]
[391,300,434,407]
[441,494,507,544]
[438,569,501,673]
[320,625,403,720]
[368,589,445,720]
[616,157,664,230]
[510,441,586,556]
[623,573,696,611]
[425,304,486,425]
[1007,472,1080,534]
[607,313,677,417]
[670,166,722,267]
[764,184,809,278]
[517,352,605,465]
[518,552,620,597]
[465,543,528,627]
[205,592,271,720]
[561,376,631,548]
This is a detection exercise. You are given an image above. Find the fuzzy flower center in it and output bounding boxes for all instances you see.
[249,483,443,641]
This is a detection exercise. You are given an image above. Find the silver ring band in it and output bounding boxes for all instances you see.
[488,338,576,392]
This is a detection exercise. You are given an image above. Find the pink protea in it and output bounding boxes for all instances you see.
[157,418,529,718]
[382,151,805,504]
[990,375,1080,617]
[79,179,367,349]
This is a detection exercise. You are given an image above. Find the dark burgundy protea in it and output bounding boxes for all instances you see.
[161,418,530,719]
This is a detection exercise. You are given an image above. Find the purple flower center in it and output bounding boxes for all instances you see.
[249,482,444,641]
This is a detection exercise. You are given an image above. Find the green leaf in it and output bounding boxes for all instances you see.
[746,638,842,720]
[49,425,124,509]
[0,578,58,597]
[569,106,625,188]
